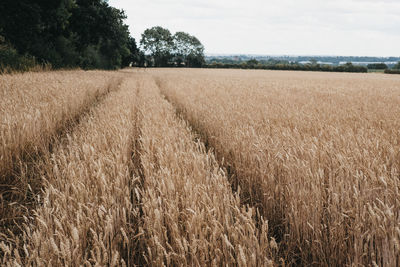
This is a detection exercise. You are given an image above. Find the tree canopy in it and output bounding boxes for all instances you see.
[1,5,205,71]
[140,26,205,67]
[367,63,388,70]
[173,32,205,67]
[0,0,139,70]
[140,26,174,67]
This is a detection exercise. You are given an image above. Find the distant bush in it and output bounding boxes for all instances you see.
[205,61,368,73]
[367,63,388,70]
[384,69,400,74]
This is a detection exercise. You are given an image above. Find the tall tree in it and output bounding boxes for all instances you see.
[0,0,79,67]
[0,0,135,70]
[122,36,140,67]
[70,0,131,69]
[173,32,205,67]
[140,26,173,67]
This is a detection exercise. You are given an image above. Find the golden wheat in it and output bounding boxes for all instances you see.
[0,70,124,237]
[1,68,399,266]
[136,74,275,266]
[0,70,121,177]
[152,68,400,266]
[1,76,139,266]
[1,70,277,266]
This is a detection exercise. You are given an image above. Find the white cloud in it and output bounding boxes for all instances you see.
[109,0,400,56]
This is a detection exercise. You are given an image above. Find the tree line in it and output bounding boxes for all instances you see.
[383,62,400,74]
[206,59,369,73]
[0,0,139,71]
[1,1,398,74]
[0,0,205,72]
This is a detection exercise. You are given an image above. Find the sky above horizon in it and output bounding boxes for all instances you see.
[109,0,400,57]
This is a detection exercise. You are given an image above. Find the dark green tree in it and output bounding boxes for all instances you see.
[0,0,79,68]
[70,0,131,69]
[367,63,388,70]
[246,59,259,68]
[140,26,173,67]
[173,32,205,67]
[122,37,140,67]
[0,35,36,72]
[0,0,135,70]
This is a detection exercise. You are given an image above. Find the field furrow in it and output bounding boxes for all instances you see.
[1,76,140,266]
[137,75,275,266]
[153,69,400,266]
[0,71,124,238]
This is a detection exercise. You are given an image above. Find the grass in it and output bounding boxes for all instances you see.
[1,68,400,266]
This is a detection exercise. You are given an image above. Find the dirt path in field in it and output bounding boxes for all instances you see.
[0,77,123,249]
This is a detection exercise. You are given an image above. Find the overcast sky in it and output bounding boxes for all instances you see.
[109,0,400,57]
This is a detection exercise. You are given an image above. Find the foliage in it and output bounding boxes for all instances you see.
[206,55,400,67]
[367,63,388,69]
[122,37,140,67]
[140,26,174,67]
[384,69,400,74]
[140,26,205,67]
[205,61,368,73]
[0,36,37,73]
[173,32,205,67]
[246,59,259,67]
[0,0,137,70]
[384,61,400,74]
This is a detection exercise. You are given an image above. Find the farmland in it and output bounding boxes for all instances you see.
[1,69,400,266]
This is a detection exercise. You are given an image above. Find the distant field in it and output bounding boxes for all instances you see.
[1,69,400,266]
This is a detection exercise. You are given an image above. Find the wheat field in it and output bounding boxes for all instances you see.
[1,68,399,266]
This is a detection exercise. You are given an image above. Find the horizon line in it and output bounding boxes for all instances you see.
[205,53,400,58]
